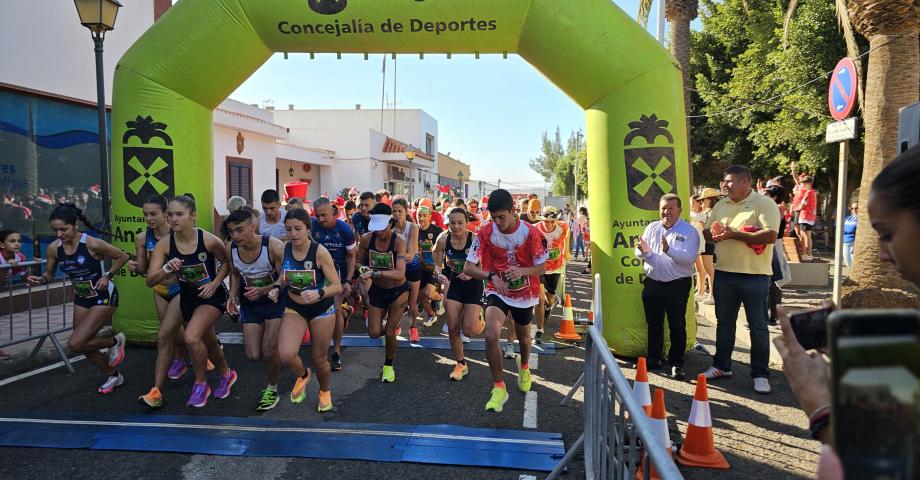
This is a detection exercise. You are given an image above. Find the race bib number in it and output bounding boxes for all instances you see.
[73,280,98,299]
[178,263,210,284]
[505,275,529,292]
[369,250,394,270]
[286,270,317,294]
[418,239,433,253]
[449,258,466,273]
[419,240,435,266]
[245,274,274,288]
[548,247,561,261]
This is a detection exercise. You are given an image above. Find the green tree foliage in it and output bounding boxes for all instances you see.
[690,0,865,198]
[530,129,587,199]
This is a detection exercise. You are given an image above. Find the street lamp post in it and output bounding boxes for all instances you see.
[404,147,415,198]
[457,170,465,198]
[74,0,122,239]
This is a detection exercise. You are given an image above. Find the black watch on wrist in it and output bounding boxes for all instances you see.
[488,271,497,282]
[318,288,326,299]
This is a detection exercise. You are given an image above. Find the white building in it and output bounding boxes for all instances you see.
[273,107,439,199]
[212,100,335,215]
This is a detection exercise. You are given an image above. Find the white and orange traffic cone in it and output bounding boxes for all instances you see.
[554,294,581,341]
[677,374,730,469]
[632,357,652,416]
[636,388,673,480]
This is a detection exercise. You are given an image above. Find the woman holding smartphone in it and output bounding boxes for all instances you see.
[774,146,920,479]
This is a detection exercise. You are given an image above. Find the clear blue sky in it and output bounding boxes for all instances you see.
[229,1,671,188]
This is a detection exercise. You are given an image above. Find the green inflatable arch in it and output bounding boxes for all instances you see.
[111,0,694,356]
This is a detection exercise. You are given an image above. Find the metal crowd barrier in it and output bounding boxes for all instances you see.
[548,274,683,480]
[0,260,74,372]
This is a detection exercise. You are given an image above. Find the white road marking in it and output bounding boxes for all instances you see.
[519,475,537,480]
[0,355,87,388]
[0,417,561,447]
[523,391,538,429]
[529,352,539,370]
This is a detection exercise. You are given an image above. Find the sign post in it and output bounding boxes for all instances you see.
[827,57,858,305]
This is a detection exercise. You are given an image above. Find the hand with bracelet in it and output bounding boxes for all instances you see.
[772,305,832,442]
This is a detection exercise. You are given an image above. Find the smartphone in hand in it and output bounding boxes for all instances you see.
[789,306,832,350]
[829,309,920,479]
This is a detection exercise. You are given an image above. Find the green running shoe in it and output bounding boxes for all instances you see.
[256,387,279,412]
[381,365,395,383]
[517,356,532,392]
[485,387,509,412]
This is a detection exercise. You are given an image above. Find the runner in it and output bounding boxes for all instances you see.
[134,195,192,408]
[415,205,444,327]
[259,189,287,240]
[26,203,129,394]
[356,203,409,383]
[269,208,342,412]
[467,198,483,233]
[145,195,236,408]
[535,206,570,343]
[463,189,548,412]
[392,198,423,342]
[433,208,484,381]
[224,209,286,411]
[311,196,357,371]
[353,191,376,237]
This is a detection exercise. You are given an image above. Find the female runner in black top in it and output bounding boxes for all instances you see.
[27,204,129,393]
[146,195,235,408]
[433,208,485,381]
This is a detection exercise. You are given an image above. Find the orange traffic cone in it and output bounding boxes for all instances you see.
[554,294,581,341]
[677,375,730,469]
[302,327,311,345]
[632,357,653,415]
[636,388,673,480]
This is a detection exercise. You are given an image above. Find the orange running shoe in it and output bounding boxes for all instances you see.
[317,389,333,413]
[138,387,163,408]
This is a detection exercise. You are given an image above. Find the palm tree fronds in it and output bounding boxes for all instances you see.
[637,0,655,28]
[834,0,865,113]
[782,0,799,49]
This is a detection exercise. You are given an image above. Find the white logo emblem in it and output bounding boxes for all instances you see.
[198,252,207,262]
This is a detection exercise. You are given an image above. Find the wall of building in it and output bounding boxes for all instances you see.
[1,0,155,105]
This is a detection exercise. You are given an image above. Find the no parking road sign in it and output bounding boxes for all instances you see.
[828,58,858,121]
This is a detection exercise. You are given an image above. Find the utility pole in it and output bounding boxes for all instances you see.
[573,130,582,207]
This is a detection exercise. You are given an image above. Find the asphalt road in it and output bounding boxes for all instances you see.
[0,259,820,479]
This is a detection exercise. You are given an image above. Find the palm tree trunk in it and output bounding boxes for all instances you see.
[846,33,920,306]
[668,1,696,190]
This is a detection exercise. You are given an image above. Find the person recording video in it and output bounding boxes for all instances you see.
[774,145,920,479]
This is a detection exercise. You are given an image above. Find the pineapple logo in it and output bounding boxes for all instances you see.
[308,0,347,15]
[123,116,174,208]
[624,114,676,210]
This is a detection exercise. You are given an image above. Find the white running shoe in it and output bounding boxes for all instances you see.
[442,322,449,334]
[98,371,124,394]
[753,377,771,394]
[503,343,516,359]
[460,331,471,343]
[107,332,126,368]
[423,313,438,328]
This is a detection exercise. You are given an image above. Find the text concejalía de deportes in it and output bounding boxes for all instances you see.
[278,18,499,37]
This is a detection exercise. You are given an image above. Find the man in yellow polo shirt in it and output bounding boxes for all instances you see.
[703,165,780,395]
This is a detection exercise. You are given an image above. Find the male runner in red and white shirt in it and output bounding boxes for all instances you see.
[464,189,548,413]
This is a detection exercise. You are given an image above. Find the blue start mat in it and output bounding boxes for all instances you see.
[216,333,556,354]
[0,412,565,472]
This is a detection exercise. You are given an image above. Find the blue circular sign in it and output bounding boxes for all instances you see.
[828,58,858,121]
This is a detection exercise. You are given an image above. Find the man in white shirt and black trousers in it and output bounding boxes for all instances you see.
[635,193,700,380]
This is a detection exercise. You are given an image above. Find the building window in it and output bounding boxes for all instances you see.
[226,157,252,205]
[425,134,434,156]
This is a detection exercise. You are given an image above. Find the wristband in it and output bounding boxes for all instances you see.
[162,263,174,273]
[808,404,831,440]
[318,288,326,299]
